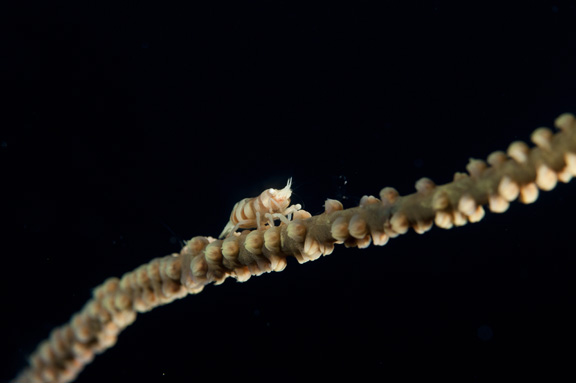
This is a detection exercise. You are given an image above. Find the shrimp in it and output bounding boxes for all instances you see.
[219,178,302,238]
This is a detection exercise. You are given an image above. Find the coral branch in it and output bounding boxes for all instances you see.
[13,113,576,383]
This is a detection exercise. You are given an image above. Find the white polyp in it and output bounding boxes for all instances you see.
[234,266,251,282]
[356,235,372,249]
[322,242,335,255]
[304,239,323,261]
[458,194,477,216]
[531,127,553,150]
[303,235,317,255]
[564,152,576,175]
[348,214,368,239]
[324,198,344,214]
[507,141,530,163]
[389,212,409,234]
[271,256,287,272]
[412,220,433,234]
[452,211,468,226]
[519,182,539,204]
[557,167,573,183]
[468,206,485,223]
[558,153,576,182]
[434,211,453,229]
[488,194,509,213]
[415,177,435,194]
[371,231,389,246]
[330,216,349,241]
[535,164,558,191]
[498,176,520,201]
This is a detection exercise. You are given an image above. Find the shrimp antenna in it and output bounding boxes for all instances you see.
[272,177,293,200]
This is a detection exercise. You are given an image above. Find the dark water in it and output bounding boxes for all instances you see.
[2,2,576,382]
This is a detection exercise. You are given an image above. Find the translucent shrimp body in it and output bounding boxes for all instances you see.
[219,178,301,238]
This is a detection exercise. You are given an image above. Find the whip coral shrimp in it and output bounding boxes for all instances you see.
[219,178,302,238]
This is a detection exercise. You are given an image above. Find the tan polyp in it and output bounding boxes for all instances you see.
[453,172,468,181]
[49,328,67,358]
[113,291,132,311]
[497,176,520,202]
[191,255,208,278]
[93,278,118,301]
[355,235,372,249]
[163,255,181,280]
[348,214,368,239]
[263,226,281,252]
[434,211,453,229]
[531,127,553,150]
[432,190,450,210]
[287,221,307,242]
[487,150,508,166]
[452,211,468,226]
[457,194,476,216]
[293,209,312,220]
[466,159,487,178]
[39,340,56,365]
[264,249,286,271]
[535,164,558,191]
[245,230,264,254]
[468,206,486,223]
[379,187,399,205]
[41,367,57,382]
[507,141,530,163]
[488,194,509,213]
[71,342,93,363]
[555,112,576,130]
[222,236,240,264]
[71,315,91,344]
[519,182,539,204]
[563,152,576,175]
[325,198,344,213]
[412,219,433,234]
[147,260,165,303]
[302,236,323,262]
[383,219,401,238]
[233,265,251,281]
[371,230,389,246]
[359,195,380,207]
[390,212,409,234]
[415,177,435,194]
[330,216,349,241]
[187,236,209,252]
[205,243,223,262]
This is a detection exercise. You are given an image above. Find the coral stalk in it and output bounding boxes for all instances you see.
[13,113,576,383]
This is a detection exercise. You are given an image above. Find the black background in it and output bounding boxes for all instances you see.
[2,1,576,382]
